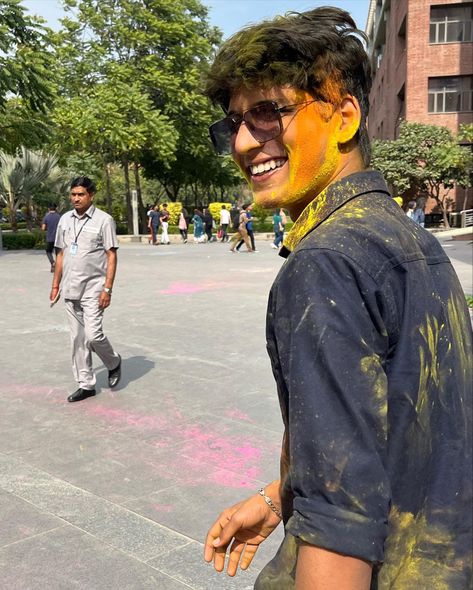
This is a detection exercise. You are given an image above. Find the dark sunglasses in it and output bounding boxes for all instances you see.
[209,100,317,155]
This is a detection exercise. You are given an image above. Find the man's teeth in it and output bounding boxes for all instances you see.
[249,159,285,176]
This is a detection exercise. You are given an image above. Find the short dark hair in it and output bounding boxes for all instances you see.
[205,7,372,165]
[70,176,96,194]
[48,203,57,210]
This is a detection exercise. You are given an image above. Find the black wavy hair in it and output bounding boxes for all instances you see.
[70,176,96,194]
[205,7,372,165]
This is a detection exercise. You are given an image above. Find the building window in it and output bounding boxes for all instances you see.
[430,3,473,43]
[428,76,473,113]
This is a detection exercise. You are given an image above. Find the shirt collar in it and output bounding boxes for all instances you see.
[72,204,96,220]
[280,170,390,258]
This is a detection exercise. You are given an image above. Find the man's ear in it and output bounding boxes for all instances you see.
[337,95,361,145]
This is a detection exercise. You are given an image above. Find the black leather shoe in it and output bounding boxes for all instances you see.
[68,388,96,402]
[108,354,121,388]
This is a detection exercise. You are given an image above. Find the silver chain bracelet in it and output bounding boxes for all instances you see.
[258,488,282,519]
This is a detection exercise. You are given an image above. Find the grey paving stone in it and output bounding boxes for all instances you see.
[1,241,469,588]
[0,491,65,548]
[123,481,257,542]
[148,540,256,590]
[0,454,192,561]
[15,430,180,504]
[0,525,190,589]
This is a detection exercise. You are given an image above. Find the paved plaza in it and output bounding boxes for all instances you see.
[0,232,471,589]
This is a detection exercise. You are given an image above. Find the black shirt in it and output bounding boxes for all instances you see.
[256,170,472,589]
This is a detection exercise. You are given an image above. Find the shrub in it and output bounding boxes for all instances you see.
[208,202,232,223]
[115,223,128,235]
[2,229,45,250]
[165,202,182,225]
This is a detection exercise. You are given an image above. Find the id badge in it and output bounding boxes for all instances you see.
[70,242,78,255]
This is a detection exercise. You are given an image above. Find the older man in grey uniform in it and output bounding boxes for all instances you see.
[50,176,122,402]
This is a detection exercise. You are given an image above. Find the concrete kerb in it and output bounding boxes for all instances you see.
[118,232,276,245]
[119,227,473,245]
[428,227,473,240]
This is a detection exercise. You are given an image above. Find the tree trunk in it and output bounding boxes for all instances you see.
[133,161,147,233]
[123,159,133,234]
[8,207,18,232]
[8,191,18,232]
[104,162,113,215]
[441,206,450,229]
[25,198,33,232]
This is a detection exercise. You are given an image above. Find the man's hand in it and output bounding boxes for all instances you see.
[204,491,281,577]
[98,291,111,309]
[50,286,60,302]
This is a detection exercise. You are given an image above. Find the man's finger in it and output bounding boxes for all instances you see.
[213,543,229,572]
[213,512,243,548]
[227,539,245,576]
[240,543,259,570]
[204,522,222,562]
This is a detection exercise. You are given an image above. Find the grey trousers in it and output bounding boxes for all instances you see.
[65,297,119,390]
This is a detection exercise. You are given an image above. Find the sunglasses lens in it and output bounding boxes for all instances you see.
[245,102,281,142]
[209,102,281,155]
[209,118,235,155]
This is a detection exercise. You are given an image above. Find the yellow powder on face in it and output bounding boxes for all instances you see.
[284,105,341,209]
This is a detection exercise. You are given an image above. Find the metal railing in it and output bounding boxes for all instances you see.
[448,209,473,228]
[462,209,473,227]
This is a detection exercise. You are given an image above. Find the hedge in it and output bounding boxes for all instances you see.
[1,229,45,250]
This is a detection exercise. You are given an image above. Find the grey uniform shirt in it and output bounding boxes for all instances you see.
[55,205,119,300]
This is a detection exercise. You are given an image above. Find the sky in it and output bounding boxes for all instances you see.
[23,0,370,37]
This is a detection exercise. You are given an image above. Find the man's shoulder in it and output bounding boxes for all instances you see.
[58,210,73,224]
[92,207,115,224]
[294,193,447,281]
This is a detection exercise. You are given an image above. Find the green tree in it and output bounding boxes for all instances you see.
[52,80,176,231]
[372,122,473,228]
[51,0,223,230]
[0,0,56,152]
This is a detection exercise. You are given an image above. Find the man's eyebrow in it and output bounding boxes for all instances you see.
[227,100,278,117]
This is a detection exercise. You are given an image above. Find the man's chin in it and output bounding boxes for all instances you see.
[252,189,283,210]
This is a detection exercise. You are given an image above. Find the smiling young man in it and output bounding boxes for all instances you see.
[203,7,472,590]
[50,177,122,402]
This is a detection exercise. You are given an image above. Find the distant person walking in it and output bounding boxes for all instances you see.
[236,203,257,251]
[230,204,253,252]
[147,204,160,245]
[192,209,205,242]
[413,200,426,227]
[49,176,122,402]
[42,203,61,272]
[406,200,416,220]
[203,208,214,242]
[271,209,284,249]
[219,205,230,242]
[159,204,170,244]
[178,208,188,243]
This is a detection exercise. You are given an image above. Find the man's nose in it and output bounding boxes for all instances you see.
[233,121,261,155]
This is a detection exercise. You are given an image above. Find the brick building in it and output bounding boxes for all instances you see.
[366,0,473,215]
